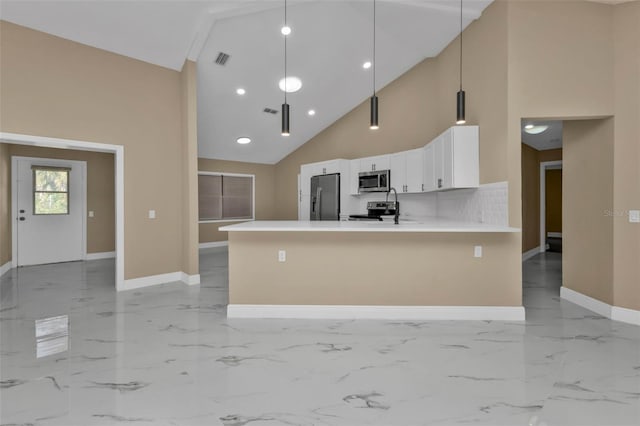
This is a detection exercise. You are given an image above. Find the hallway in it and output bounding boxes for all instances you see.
[1,250,638,426]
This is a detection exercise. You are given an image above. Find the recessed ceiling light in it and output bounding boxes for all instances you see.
[236,88,246,95]
[281,26,291,36]
[279,76,302,93]
[363,61,372,69]
[525,124,534,129]
[236,137,251,144]
[308,109,316,116]
[524,125,549,135]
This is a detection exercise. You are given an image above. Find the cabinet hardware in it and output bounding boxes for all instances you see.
[438,178,443,188]
[422,183,424,192]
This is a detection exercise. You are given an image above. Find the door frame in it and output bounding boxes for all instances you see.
[539,160,563,252]
[12,156,87,266]
[0,132,124,290]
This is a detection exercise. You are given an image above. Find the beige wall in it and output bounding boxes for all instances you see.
[229,232,521,306]
[521,146,562,252]
[521,144,540,252]
[613,1,640,311]
[0,21,198,280]
[181,61,199,275]
[545,169,562,234]
[198,158,276,243]
[0,144,10,266]
[563,119,614,305]
[6,144,115,254]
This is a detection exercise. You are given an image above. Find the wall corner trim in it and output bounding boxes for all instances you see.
[199,241,229,249]
[522,246,542,261]
[226,304,526,321]
[86,251,116,261]
[0,261,12,278]
[119,271,200,291]
[560,287,640,326]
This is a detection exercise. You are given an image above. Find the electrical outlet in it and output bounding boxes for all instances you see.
[148,210,156,219]
[88,211,94,218]
[629,210,640,223]
[474,246,483,258]
[278,250,286,262]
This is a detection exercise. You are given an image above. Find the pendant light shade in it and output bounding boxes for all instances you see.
[282,103,290,136]
[281,0,291,136]
[456,0,466,125]
[456,90,466,125]
[370,0,379,130]
[370,95,379,129]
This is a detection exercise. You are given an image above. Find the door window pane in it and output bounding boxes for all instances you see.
[33,167,69,215]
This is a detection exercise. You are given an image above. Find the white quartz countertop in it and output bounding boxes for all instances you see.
[219,219,520,233]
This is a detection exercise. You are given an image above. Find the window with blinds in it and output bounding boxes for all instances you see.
[198,173,254,221]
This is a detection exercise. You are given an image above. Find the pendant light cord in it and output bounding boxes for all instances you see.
[373,0,376,96]
[459,0,463,91]
[284,0,288,104]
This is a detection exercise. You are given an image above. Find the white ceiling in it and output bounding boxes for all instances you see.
[0,0,494,164]
[521,120,563,151]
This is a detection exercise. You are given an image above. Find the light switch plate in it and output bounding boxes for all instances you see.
[629,210,640,223]
[88,211,94,218]
[474,246,482,258]
[149,210,156,219]
[278,250,286,262]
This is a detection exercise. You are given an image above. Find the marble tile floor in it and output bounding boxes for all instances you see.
[1,250,638,426]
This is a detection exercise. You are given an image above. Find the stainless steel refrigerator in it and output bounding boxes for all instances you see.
[310,173,340,221]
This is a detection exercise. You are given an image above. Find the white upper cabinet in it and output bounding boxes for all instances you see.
[429,125,479,191]
[423,143,436,192]
[389,149,424,193]
[359,154,390,172]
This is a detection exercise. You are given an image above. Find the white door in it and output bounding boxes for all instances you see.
[14,157,86,266]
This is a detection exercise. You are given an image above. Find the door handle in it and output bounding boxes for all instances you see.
[19,209,25,213]
[19,217,25,221]
[438,178,443,188]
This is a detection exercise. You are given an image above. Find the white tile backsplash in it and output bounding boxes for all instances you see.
[436,181,509,226]
[344,182,508,225]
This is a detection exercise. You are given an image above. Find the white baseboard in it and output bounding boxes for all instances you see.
[227,304,526,321]
[561,286,640,326]
[120,271,200,291]
[181,272,200,285]
[560,287,612,318]
[0,261,12,277]
[611,306,640,326]
[547,232,562,238]
[199,241,228,249]
[522,246,542,261]
[86,251,116,260]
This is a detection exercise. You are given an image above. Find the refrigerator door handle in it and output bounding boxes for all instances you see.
[315,187,322,220]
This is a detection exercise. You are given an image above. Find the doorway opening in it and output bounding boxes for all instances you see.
[0,132,124,290]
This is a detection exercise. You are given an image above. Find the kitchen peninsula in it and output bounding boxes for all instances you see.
[221,219,522,321]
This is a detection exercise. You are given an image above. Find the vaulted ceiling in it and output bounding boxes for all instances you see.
[1,0,493,164]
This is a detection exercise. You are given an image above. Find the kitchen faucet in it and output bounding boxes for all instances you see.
[386,187,399,225]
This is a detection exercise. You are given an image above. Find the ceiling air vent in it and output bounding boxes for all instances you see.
[214,52,230,66]
[263,108,278,115]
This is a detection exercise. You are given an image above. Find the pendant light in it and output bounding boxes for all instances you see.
[370,0,379,130]
[281,0,290,136]
[456,0,466,125]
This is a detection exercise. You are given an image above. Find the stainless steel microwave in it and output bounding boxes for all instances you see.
[358,169,390,193]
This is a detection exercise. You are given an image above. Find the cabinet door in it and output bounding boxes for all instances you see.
[360,155,390,172]
[442,129,454,189]
[321,160,340,175]
[405,148,424,193]
[423,143,436,192]
[389,152,407,192]
[349,159,361,195]
[433,136,444,190]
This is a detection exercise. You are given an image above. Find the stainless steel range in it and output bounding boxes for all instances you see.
[348,201,399,222]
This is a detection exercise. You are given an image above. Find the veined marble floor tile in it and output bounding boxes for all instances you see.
[1,250,639,426]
